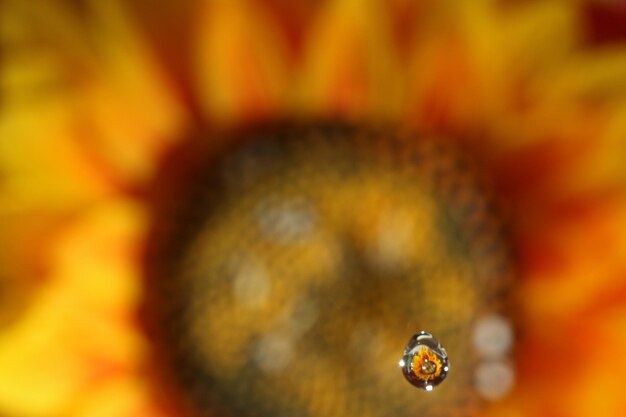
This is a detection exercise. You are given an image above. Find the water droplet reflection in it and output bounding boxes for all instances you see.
[400,331,450,391]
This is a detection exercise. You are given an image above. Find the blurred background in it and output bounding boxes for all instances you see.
[1,1,626,417]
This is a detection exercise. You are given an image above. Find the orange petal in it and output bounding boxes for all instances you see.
[80,0,188,184]
[69,377,164,417]
[195,0,291,125]
[297,0,404,121]
[519,194,626,319]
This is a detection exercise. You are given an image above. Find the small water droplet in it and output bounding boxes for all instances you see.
[400,331,450,391]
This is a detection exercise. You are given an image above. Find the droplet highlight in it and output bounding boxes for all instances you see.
[400,331,450,391]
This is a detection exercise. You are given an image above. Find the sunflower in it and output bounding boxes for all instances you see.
[1,1,626,417]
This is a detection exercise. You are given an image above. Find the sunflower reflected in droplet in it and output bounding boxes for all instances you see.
[400,331,450,391]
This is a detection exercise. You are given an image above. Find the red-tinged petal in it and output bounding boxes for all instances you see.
[518,194,626,319]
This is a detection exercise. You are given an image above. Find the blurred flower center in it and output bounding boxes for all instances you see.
[148,124,514,417]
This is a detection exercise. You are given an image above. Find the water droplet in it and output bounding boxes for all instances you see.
[400,331,450,391]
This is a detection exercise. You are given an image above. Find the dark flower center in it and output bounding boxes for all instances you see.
[146,123,514,417]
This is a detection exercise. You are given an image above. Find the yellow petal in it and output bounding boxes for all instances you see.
[83,0,188,182]
[535,49,626,104]
[51,199,147,312]
[195,0,290,125]
[562,103,626,193]
[0,103,118,213]
[1,1,187,187]
[406,1,580,133]
[297,0,404,121]
[0,200,147,416]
